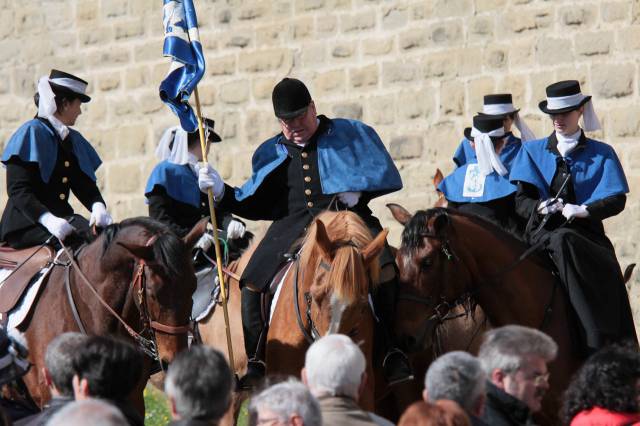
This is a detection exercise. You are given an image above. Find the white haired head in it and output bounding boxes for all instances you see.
[250,379,322,426]
[302,334,365,400]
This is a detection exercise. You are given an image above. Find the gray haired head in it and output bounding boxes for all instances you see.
[425,351,486,414]
[165,345,233,422]
[44,332,88,397]
[250,379,322,426]
[47,399,127,426]
[304,334,365,400]
[478,325,558,375]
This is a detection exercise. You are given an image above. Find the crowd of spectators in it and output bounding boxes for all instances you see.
[0,324,638,426]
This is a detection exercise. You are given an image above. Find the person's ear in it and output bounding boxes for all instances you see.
[169,395,180,420]
[491,369,507,390]
[42,367,53,388]
[72,374,90,400]
[422,389,429,402]
[301,368,308,386]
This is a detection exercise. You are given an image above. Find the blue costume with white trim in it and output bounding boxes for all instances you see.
[452,135,521,168]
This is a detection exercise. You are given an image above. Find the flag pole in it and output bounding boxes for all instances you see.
[193,88,235,370]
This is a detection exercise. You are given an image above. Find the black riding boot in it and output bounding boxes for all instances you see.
[372,273,414,386]
[238,286,267,390]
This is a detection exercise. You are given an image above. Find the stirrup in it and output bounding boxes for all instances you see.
[237,360,266,391]
[382,348,414,386]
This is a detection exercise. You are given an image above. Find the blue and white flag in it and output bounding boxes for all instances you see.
[159,0,205,132]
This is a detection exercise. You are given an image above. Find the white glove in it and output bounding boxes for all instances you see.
[38,212,74,240]
[338,191,362,208]
[89,202,113,227]
[198,164,225,200]
[195,232,215,251]
[226,219,246,239]
[537,198,564,215]
[562,203,589,220]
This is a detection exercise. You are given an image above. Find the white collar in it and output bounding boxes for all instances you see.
[47,115,70,141]
[556,128,582,157]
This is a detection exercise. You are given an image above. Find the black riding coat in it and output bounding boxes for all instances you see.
[514,132,636,351]
[449,194,524,236]
[219,116,392,290]
[0,119,105,249]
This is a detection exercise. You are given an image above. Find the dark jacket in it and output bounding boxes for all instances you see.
[14,396,73,426]
[481,382,535,426]
[168,419,219,426]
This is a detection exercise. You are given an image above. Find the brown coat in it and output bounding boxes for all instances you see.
[318,395,392,426]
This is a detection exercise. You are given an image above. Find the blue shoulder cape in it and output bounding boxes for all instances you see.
[453,135,521,168]
[234,118,403,201]
[509,136,629,205]
[438,165,516,203]
[145,161,200,208]
[1,119,102,183]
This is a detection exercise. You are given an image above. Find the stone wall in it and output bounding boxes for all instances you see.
[2,1,640,318]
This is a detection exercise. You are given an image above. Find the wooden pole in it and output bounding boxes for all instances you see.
[193,87,235,369]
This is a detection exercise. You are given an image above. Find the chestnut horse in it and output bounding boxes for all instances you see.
[393,207,584,424]
[200,210,387,410]
[18,217,202,410]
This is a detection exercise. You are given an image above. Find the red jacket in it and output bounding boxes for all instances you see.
[571,407,640,426]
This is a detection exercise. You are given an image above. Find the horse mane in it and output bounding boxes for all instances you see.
[100,217,188,279]
[299,210,379,304]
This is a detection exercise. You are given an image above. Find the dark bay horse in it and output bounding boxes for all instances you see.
[393,207,584,424]
[18,217,203,409]
[201,210,387,410]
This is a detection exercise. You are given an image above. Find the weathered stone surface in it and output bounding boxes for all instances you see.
[362,37,394,56]
[601,1,630,22]
[390,135,423,160]
[440,80,465,116]
[219,80,250,104]
[108,163,141,194]
[592,63,635,98]
[535,37,575,65]
[429,20,463,45]
[340,11,376,33]
[575,32,613,56]
[433,0,472,17]
[560,5,596,27]
[475,0,507,12]
[383,61,419,85]
[382,6,408,30]
[239,49,292,73]
[332,103,363,120]
[350,64,378,88]
[367,95,396,125]
[314,70,346,94]
[98,73,121,92]
[607,107,640,137]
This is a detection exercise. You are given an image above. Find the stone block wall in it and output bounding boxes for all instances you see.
[2,0,640,321]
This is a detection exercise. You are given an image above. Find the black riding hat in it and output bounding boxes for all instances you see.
[478,93,520,118]
[272,78,312,120]
[187,117,222,144]
[464,115,508,142]
[539,80,591,114]
[47,69,91,103]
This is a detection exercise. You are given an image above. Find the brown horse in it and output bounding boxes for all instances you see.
[18,217,203,410]
[200,210,387,410]
[393,207,584,425]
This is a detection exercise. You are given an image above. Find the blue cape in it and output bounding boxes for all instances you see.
[438,165,516,203]
[1,119,102,182]
[509,136,629,205]
[234,118,402,201]
[453,135,521,168]
[145,161,200,208]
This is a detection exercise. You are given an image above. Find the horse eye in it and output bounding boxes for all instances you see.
[421,257,433,269]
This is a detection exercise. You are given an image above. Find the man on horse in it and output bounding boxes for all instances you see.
[197,77,411,387]
[510,80,637,352]
[0,70,112,249]
[438,114,525,234]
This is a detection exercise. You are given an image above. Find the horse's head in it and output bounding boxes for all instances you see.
[388,205,473,352]
[299,211,387,341]
[99,217,200,367]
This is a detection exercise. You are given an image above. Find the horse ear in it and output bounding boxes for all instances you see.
[314,220,332,259]
[432,213,450,236]
[183,218,209,250]
[433,168,444,189]
[386,203,412,226]
[117,241,155,261]
[362,229,388,265]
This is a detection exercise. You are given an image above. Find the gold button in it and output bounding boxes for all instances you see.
[302,164,310,170]
[59,193,66,200]
[201,202,206,207]
[301,152,308,158]
[64,161,70,167]
[305,189,312,196]
[62,177,68,184]
[307,201,314,208]
[304,176,311,183]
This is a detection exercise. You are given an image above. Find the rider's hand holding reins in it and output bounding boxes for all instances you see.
[226,219,246,239]
[562,204,589,220]
[198,164,224,200]
[338,191,361,208]
[38,212,75,240]
[538,198,564,215]
[89,202,113,227]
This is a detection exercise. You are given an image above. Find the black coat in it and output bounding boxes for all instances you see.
[481,382,535,426]
[219,116,393,291]
[0,119,104,249]
[14,396,73,426]
[514,132,636,351]
[449,194,524,237]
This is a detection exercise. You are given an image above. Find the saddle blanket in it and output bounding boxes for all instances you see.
[0,250,63,329]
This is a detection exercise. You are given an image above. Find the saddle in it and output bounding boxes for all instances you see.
[0,245,55,314]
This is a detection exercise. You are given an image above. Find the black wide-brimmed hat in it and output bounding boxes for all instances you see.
[187,117,222,143]
[47,69,91,103]
[478,93,520,118]
[539,80,591,114]
[272,78,312,119]
[464,115,507,142]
